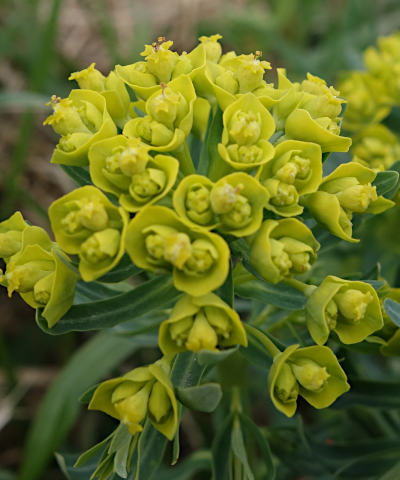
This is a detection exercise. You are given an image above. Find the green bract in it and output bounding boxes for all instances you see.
[158,293,247,355]
[124,205,230,296]
[258,139,322,217]
[0,243,77,328]
[69,63,131,128]
[303,162,395,242]
[249,218,320,284]
[88,135,179,212]
[216,93,275,176]
[43,90,117,166]
[306,275,383,345]
[48,186,128,281]
[123,75,196,153]
[89,359,178,439]
[269,344,350,417]
[173,172,269,237]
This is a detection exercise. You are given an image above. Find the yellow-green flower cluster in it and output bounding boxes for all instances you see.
[2,33,396,442]
[338,31,400,172]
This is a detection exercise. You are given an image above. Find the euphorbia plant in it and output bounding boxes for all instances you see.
[2,34,400,480]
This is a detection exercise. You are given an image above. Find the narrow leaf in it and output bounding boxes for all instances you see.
[236,280,306,310]
[36,276,181,334]
[231,417,254,480]
[373,170,399,196]
[97,254,142,283]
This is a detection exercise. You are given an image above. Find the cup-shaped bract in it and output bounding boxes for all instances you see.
[173,172,269,237]
[217,93,275,171]
[352,124,400,172]
[173,174,216,229]
[258,140,322,217]
[306,275,383,345]
[116,38,206,101]
[124,206,230,296]
[302,162,394,242]
[249,218,320,284]
[89,360,178,439]
[268,344,349,417]
[0,243,77,328]
[89,135,179,212]
[43,90,117,166]
[123,75,196,153]
[159,293,247,355]
[69,63,131,128]
[48,186,128,281]
[285,108,351,154]
[211,172,269,236]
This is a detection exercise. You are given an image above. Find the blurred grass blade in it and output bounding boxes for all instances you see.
[18,331,152,480]
[0,92,49,111]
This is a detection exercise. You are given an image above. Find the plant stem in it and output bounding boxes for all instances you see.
[244,324,281,357]
[173,141,195,176]
[283,277,316,296]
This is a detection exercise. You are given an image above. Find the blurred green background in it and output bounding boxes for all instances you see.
[1,0,400,478]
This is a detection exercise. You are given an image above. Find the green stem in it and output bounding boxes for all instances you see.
[208,153,233,181]
[283,278,316,297]
[244,324,280,357]
[230,386,242,413]
[173,141,195,176]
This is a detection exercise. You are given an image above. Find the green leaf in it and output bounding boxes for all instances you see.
[74,434,112,468]
[239,413,276,480]
[198,107,223,176]
[171,352,205,388]
[78,384,99,404]
[36,275,181,334]
[96,254,143,283]
[74,280,121,303]
[373,170,399,196]
[176,383,222,413]
[236,280,306,310]
[212,414,234,480]
[0,91,49,111]
[231,416,254,480]
[334,378,400,408]
[384,298,400,328]
[197,346,239,366]
[18,331,148,480]
[60,165,92,187]
[379,461,400,480]
[158,450,211,480]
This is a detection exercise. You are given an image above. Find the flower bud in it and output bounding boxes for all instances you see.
[33,272,55,305]
[140,39,179,83]
[148,86,182,129]
[233,53,271,93]
[273,363,299,404]
[199,34,223,63]
[163,232,192,269]
[114,382,152,434]
[215,69,239,94]
[210,183,238,214]
[334,289,373,324]
[158,293,247,355]
[148,381,172,424]
[0,212,27,260]
[290,358,330,392]
[185,310,219,351]
[80,228,121,264]
[229,110,261,145]
[78,201,109,231]
[118,144,150,176]
[335,184,378,213]
[69,62,106,91]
